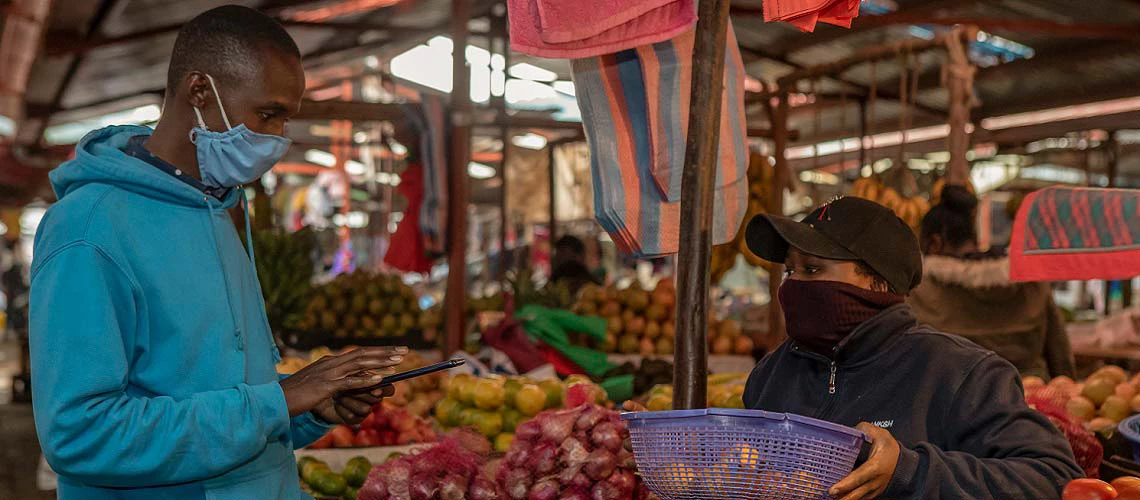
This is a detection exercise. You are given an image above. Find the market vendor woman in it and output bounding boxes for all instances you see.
[30,6,405,499]
[741,196,1082,499]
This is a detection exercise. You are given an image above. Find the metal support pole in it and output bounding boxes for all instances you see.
[673,0,732,411]
[858,97,868,173]
[444,0,472,355]
[944,28,974,186]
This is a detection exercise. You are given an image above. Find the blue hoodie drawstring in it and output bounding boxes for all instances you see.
[204,195,244,351]
[240,188,256,270]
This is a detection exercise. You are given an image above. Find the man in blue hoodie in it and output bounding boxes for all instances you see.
[30,6,405,498]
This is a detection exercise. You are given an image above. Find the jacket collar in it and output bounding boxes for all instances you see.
[789,303,918,367]
[923,255,1013,289]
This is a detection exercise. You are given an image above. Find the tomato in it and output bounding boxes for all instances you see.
[1113,477,1140,491]
[329,425,355,448]
[1064,479,1118,500]
[308,433,333,450]
[352,428,381,447]
[1115,478,1140,500]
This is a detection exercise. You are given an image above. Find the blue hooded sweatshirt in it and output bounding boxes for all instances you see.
[30,125,331,499]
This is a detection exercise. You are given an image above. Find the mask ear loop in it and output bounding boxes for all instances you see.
[203,73,233,130]
[189,106,207,144]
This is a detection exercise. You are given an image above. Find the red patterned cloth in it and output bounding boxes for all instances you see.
[1011,187,1140,282]
[763,0,860,32]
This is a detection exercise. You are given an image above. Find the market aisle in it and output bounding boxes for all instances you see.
[0,404,53,500]
[0,337,50,500]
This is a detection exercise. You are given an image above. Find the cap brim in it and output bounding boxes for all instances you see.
[745,214,859,263]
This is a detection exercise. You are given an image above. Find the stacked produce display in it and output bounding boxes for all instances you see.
[298,455,372,499]
[286,270,440,340]
[309,403,438,449]
[643,374,747,410]
[1030,366,1140,432]
[497,403,652,500]
[435,374,607,452]
[358,429,499,500]
[707,316,753,356]
[593,359,673,396]
[571,281,677,355]
[1063,477,1140,500]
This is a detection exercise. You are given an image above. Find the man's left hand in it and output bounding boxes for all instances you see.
[312,385,396,425]
[829,422,900,500]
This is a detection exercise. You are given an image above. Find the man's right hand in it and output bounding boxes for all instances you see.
[278,346,407,417]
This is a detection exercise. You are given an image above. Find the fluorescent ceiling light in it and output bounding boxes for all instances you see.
[0,115,13,138]
[552,81,575,96]
[305,149,337,167]
[981,96,1140,131]
[509,63,557,82]
[799,170,839,185]
[468,161,496,179]
[43,104,162,145]
[389,141,408,156]
[345,160,366,176]
[512,132,548,150]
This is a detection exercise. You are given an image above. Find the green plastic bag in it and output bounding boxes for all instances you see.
[516,305,612,376]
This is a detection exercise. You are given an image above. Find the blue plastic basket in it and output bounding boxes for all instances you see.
[1119,414,1140,462]
[622,409,867,500]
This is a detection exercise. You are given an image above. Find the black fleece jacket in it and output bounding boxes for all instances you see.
[743,304,1083,499]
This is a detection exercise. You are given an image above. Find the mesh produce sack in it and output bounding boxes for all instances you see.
[1025,385,1103,478]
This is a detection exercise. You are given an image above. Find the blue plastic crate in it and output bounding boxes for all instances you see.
[622,409,867,500]
[1119,414,1140,463]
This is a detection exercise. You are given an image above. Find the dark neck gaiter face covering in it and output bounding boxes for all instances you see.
[778,279,904,357]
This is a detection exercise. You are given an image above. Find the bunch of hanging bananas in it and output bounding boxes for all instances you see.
[710,154,774,283]
[851,176,931,234]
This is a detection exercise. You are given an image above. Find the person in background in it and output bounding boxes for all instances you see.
[654,196,1082,499]
[549,234,603,293]
[30,6,404,498]
[909,185,1075,380]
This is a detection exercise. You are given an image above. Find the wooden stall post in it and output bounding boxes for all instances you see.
[673,0,732,410]
[444,0,473,356]
[945,28,974,186]
[768,95,790,343]
[494,3,511,281]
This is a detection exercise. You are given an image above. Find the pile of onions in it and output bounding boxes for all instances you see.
[496,404,656,500]
[358,429,499,500]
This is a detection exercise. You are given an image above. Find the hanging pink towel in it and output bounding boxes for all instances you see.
[763,0,860,32]
[508,0,695,59]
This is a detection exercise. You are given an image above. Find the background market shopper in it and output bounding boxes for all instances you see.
[909,185,1075,379]
[741,196,1083,499]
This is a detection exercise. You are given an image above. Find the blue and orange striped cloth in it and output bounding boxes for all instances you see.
[571,27,749,257]
[1010,187,1140,282]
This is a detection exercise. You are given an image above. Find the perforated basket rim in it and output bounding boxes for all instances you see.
[621,408,869,443]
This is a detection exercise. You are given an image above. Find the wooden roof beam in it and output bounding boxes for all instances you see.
[847,14,1140,40]
[739,45,948,118]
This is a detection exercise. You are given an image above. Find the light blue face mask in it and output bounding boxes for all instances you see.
[190,74,292,188]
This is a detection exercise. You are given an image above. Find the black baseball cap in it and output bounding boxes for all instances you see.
[745,196,923,293]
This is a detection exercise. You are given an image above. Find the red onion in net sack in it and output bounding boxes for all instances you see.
[527,477,560,500]
[469,475,500,500]
[589,421,623,452]
[539,410,576,442]
[583,448,617,481]
[560,437,590,468]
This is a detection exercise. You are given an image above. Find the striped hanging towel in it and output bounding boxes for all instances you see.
[571,26,749,258]
[1010,187,1140,282]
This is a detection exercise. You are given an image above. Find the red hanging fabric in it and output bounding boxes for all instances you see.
[383,162,433,273]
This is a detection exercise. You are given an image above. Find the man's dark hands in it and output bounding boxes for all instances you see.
[312,385,396,425]
[279,346,406,418]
